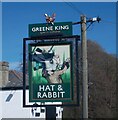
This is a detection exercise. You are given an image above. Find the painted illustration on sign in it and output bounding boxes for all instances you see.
[28,42,73,102]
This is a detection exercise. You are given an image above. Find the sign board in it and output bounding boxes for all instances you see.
[28,41,74,102]
[29,22,72,37]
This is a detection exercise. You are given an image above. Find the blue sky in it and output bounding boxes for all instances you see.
[2,2,116,69]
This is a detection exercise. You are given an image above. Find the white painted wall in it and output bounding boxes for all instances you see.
[0,89,2,120]
[0,90,62,119]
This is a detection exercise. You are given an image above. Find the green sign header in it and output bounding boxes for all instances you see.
[29,22,72,37]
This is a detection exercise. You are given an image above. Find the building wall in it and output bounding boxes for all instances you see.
[0,90,62,119]
[0,62,9,87]
[0,89,2,119]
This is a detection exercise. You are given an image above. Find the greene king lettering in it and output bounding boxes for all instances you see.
[37,85,65,99]
[32,25,69,32]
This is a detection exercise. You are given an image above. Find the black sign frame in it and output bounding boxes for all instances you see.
[23,35,80,107]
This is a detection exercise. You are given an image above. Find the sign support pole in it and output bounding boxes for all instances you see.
[46,106,56,120]
[81,15,88,118]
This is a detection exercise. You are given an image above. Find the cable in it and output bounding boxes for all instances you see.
[63,0,84,15]
[63,0,116,26]
[63,0,92,20]
[85,22,94,31]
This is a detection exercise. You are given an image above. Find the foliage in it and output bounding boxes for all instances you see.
[63,40,117,119]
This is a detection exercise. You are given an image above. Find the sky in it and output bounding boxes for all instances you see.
[1,1,116,69]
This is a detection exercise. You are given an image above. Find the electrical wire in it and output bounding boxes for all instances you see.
[63,0,116,26]
[63,0,84,15]
[63,0,93,20]
[63,0,116,32]
[85,22,94,31]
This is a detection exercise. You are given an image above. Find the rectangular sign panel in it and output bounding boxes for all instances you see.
[29,22,72,37]
[28,41,74,102]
